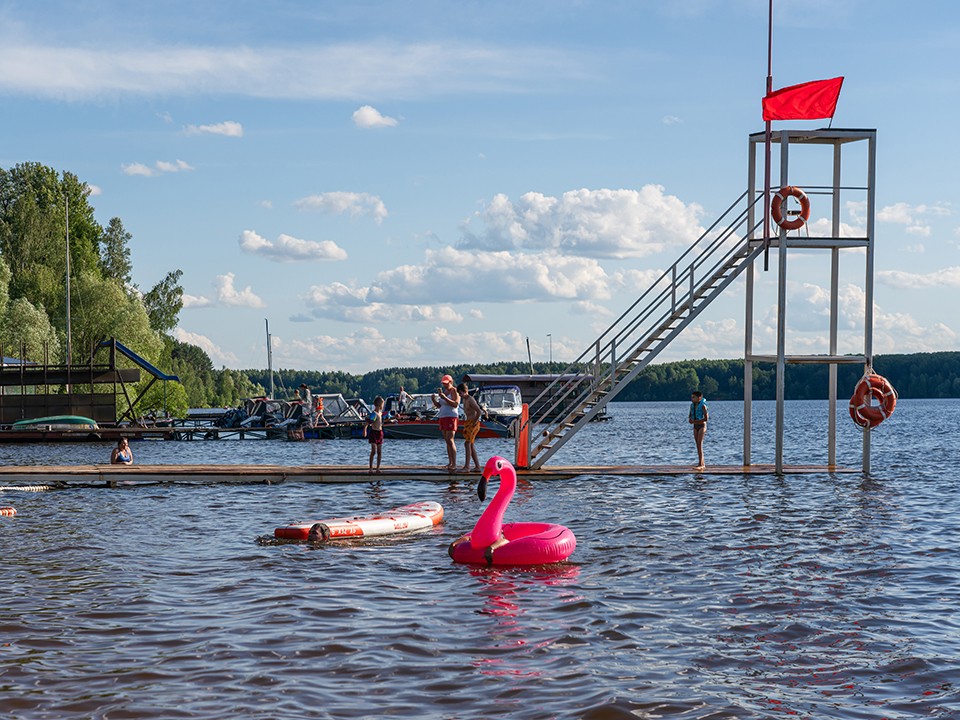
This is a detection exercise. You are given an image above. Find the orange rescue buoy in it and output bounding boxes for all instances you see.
[771,186,811,231]
[0,506,16,516]
[849,373,897,429]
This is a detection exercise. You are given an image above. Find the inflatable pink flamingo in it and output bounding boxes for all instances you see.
[448,456,576,566]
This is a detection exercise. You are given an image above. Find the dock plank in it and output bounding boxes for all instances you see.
[0,463,858,487]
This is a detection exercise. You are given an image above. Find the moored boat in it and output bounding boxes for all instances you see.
[383,416,512,440]
[11,415,99,432]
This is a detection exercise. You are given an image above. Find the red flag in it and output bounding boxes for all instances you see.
[762,76,844,121]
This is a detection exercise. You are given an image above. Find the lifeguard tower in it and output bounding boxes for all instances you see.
[518,127,878,474]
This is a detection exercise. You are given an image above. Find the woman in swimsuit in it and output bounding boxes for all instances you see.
[111,437,133,465]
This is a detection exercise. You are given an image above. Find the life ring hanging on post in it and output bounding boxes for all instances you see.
[848,372,897,429]
[771,186,811,231]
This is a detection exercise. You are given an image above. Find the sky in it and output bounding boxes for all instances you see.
[1,0,957,373]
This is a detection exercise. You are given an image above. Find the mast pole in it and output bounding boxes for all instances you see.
[65,192,72,367]
[763,0,773,271]
[266,319,274,399]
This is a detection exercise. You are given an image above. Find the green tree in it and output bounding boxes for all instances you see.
[142,269,184,336]
[0,297,61,362]
[69,271,162,364]
[100,216,133,289]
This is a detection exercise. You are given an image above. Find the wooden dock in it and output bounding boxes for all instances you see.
[0,462,858,488]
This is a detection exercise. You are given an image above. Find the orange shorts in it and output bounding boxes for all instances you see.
[462,419,480,443]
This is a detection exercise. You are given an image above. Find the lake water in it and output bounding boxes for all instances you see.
[1,399,958,719]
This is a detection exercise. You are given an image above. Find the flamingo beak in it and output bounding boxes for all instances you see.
[477,476,488,501]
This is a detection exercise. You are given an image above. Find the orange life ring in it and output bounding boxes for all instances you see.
[771,186,811,231]
[848,373,897,429]
[0,506,16,517]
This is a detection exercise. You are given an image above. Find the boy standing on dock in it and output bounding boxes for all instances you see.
[689,390,709,470]
[457,383,482,473]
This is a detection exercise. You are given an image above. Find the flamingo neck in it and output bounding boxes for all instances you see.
[470,465,516,548]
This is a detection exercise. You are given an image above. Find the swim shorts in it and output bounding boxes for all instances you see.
[439,417,458,433]
[368,429,384,445]
[462,419,480,443]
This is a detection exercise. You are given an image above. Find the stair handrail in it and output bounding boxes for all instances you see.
[524,190,762,431]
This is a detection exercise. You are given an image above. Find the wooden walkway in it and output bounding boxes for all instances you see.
[0,462,858,488]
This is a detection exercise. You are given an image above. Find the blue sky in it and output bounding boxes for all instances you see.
[1,0,957,372]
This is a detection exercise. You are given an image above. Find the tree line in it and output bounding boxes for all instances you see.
[237,352,960,405]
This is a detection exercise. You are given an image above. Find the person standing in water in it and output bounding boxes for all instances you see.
[688,390,709,470]
[111,437,133,465]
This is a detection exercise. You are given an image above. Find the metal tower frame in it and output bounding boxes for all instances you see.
[744,128,877,473]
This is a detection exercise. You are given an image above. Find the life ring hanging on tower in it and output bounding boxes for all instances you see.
[771,185,811,231]
[848,372,897,429]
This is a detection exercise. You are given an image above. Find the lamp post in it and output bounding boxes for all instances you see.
[547,333,552,367]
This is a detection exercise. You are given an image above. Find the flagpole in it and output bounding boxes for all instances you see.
[763,0,773,271]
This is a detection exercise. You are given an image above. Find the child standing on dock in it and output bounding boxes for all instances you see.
[364,396,385,474]
[457,383,482,473]
[689,390,709,470]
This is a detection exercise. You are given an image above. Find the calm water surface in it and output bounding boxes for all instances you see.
[1,400,958,719]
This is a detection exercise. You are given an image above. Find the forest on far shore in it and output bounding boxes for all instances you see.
[229,351,960,406]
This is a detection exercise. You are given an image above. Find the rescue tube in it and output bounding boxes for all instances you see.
[849,373,897,429]
[0,506,16,516]
[771,186,811,231]
[274,500,443,541]
[448,456,576,566]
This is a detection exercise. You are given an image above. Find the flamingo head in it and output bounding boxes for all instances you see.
[478,456,508,501]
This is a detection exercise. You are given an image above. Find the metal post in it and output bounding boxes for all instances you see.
[775,133,789,474]
[744,137,758,466]
[829,141,841,466]
[863,133,878,474]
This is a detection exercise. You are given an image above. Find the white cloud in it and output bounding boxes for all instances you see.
[298,246,613,324]
[182,293,213,309]
[459,186,704,259]
[662,115,682,125]
[302,282,462,323]
[281,326,545,373]
[804,217,865,238]
[120,162,155,177]
[569,300,613,317]
[352,105,398,128]
[85,184,102,196]
[215,273,265,308]
[370,246,613,305]
[121,159,193,177]
[172,328,239,365]
[877,266,960,289]
[238,229,348,262]
[259,200,273,209]
[613,268,666,292]
[184,120,243,137]
[745,280,959,356]
[0,41,581,101]
[294,191,388,224]
[877,201,951,237]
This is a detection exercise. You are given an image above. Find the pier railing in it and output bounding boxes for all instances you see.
[522,190,765,468]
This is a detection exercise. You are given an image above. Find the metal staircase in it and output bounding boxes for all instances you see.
[524,190,766,469]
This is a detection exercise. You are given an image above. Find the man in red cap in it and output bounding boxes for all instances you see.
[433,374,460,472]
